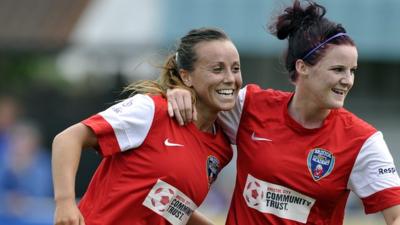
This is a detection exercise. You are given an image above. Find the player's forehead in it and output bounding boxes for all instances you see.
[193,40,239,65]
[316,44,358,68]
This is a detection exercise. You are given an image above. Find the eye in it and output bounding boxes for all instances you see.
[232,64,241,73]
[212,66,223,73]
[331,67,344,73]
[350,68,357,75]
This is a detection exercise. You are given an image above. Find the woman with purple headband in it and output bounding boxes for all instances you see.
[166,0,400,224]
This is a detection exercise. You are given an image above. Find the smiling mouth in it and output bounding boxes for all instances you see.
[216,89,234,96]
[331,88,346,95]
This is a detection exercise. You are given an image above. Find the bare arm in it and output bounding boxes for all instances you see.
[187,211,215,225]
[383,205,400,225]
[52,123,97,225]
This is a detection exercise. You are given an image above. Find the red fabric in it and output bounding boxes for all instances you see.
[79,95,232,225]
[362,186,400,214]
[226,84,380,225]
[82,114,120,156]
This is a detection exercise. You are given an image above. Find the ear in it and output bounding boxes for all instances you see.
[179,69,193,87]
[295,59,309,78]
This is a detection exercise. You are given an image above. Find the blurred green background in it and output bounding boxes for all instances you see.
[0,0,399,224]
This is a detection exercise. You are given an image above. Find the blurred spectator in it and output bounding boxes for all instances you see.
[0,120,53,224]
[0,96,22,162]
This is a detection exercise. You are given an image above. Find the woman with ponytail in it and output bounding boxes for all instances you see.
[167,1,400,224]
[52,27,242,225]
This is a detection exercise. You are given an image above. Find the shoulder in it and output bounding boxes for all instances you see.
[115,94,169,128]
[245,84,291,99]
[243,84,292,108]
[107,94,155,114]
[331,108,377,147]
[147,95,169,123]
[149,94,167,109]
[115,94,167,117]
[335,108,377,136]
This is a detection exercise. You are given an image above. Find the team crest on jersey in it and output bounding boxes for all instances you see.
[206,155,220,186]
[307,148,335,181]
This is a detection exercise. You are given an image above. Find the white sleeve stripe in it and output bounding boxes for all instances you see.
[100,112,130,149]
[99,94,155,152]
[348,131,400,197]
[217,86,247,144]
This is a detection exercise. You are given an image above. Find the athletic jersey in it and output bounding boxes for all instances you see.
[217,84,400,225]
[78,94,232,225]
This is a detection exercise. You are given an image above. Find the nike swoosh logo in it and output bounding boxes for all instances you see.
[164,138,184,147]
[251,132,272,142]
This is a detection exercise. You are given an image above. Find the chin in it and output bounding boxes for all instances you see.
[218,102,235,111]
[329,101,344,109]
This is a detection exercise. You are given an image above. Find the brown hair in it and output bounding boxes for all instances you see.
[125,27,230,103]
[269,0,355,81]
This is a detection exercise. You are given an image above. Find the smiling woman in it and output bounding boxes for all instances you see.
[166,1,400,225]
[291,44,358,128]
[51,27,241,225]
[181,40,242,121]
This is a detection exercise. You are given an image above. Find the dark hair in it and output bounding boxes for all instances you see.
[125,27,230,102]
[269,0,355,81]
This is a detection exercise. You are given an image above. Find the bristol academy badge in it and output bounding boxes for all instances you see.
[207,155,220,186]
[307,148,335,181]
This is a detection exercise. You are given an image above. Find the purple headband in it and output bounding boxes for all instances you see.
[302,32,348,60]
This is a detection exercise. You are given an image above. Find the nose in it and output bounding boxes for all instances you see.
[339,71,354,87]
[223,70,236,83]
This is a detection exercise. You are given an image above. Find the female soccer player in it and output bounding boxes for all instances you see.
[167,1,400,224]
[52,27,242,225]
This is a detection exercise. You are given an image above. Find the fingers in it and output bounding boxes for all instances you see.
[54,216,80,225]
[80,214,86,225]
[166,89,177,118]
[193,106,198,121]
[166,88,194,125]
[167,101,174,117]
[183,95,193,123]
[169,98,184,125]
[175,95,188,124]
[54,200,82,225]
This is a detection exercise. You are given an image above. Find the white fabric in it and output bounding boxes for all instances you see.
[348,131,400,197]
[243,174,316,223]
[217,86,247,144]
[99,94,155,152]
[143,179,198,225]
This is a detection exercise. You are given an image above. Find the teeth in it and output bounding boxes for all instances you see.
[216,89,234,95]
[332,88,345,95]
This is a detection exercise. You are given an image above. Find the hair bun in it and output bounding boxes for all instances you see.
[270,0,326,40]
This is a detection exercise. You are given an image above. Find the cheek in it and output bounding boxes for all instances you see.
[349,76,355,88]
[236,74,243,87]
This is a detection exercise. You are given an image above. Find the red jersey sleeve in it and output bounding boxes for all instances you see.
[82,94,155,156]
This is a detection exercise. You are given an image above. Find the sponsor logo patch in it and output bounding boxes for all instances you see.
[243,174,316,223]
[143,179,198,225]
[378,167,397,176]
[307,148,335,181]
[206,155,220,186]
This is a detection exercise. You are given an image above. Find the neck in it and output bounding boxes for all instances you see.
[194,103,218,133]
[289,93,331,129]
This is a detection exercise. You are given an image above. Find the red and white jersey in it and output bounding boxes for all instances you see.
[78,94,232,225]
[217,84,400,225]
